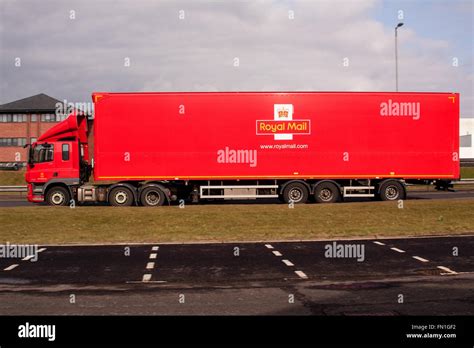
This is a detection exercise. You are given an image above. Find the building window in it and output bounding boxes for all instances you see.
[0,114,12,122]
[30,137,37,144]
[31,114,37,122]
[0,138,27,146]
[11,114,27,122]
[41,113,58,122]
[0,114,27,122]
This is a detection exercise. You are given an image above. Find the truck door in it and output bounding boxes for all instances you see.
[55,141,79,179]
[29,143,55,183]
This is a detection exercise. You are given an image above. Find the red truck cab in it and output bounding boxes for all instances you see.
[25,114,90,204]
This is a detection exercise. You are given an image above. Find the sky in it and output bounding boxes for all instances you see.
[0,0,472,117]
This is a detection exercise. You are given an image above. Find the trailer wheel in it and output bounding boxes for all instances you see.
[282,182,308,204]
[140,186,166,207]
[314,182,341,203]
[46,186,70,206]
[109,187,134,206]
[379,180,405,201]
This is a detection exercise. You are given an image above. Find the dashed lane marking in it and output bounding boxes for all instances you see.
[294,271,308,279]
[22,255,36,261]
[264,245,308,279]
[141,246,160,282]
[437,266,458,275]
[390,247,406,253]
[4,264,19,271]
[412,256,429,263]
[372,240,462,277]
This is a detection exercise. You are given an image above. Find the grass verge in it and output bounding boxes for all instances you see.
[0,170,25,186]
[0,199,473,244]
[461,167,474,179]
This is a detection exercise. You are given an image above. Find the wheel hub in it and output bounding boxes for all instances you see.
[386,185,399,200]
[51,192,64,205]
[145,191,160,205]
[319,188,333,201]
[115,191,128,204]
[289,188,303,202]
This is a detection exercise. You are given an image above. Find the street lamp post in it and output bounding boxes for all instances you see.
[395,22,404,92]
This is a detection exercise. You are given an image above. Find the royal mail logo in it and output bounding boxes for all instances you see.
[256,104,311,140]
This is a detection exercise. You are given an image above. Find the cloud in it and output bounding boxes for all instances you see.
[0,0,472,116]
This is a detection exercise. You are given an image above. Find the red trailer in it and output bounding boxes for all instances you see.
[25,91,460,206]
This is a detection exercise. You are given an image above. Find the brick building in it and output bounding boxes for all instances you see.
[0,94,68,166]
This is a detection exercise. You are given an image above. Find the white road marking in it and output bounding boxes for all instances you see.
[37,248,46,253]
[295,270,308,279]
[146,262,155,270]
[412,256,429,263]
[390,247,406,253]
[437,266,458,275]
[142,274,152,282]
[4,264,19,271]
[265,244,306,279]
[22,255,35,261]
[152,246,159,251]
[373,241,385,246]
[149,253,157,259]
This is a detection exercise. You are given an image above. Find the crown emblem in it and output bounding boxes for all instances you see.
[278,109,289,118]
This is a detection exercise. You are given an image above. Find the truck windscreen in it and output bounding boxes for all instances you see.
[31,144,54,163]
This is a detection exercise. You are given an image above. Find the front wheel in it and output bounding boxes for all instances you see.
[46,186,70,206]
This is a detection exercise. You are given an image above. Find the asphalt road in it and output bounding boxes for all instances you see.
[1,189,474,207]
[0,236,473,315]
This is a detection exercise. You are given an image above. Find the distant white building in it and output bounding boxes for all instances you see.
[460,118,474,159]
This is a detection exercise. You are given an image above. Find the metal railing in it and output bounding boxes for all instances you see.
[0,186,27,192]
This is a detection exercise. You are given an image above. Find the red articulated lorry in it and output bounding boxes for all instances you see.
[25,91,460,206]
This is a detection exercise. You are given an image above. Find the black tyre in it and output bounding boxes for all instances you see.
[282,182,309,204]
[379,180,406,201]
[314,182,341,203]
[46,186,70,206]
[109,187,134,206]
[140,186,166,207]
